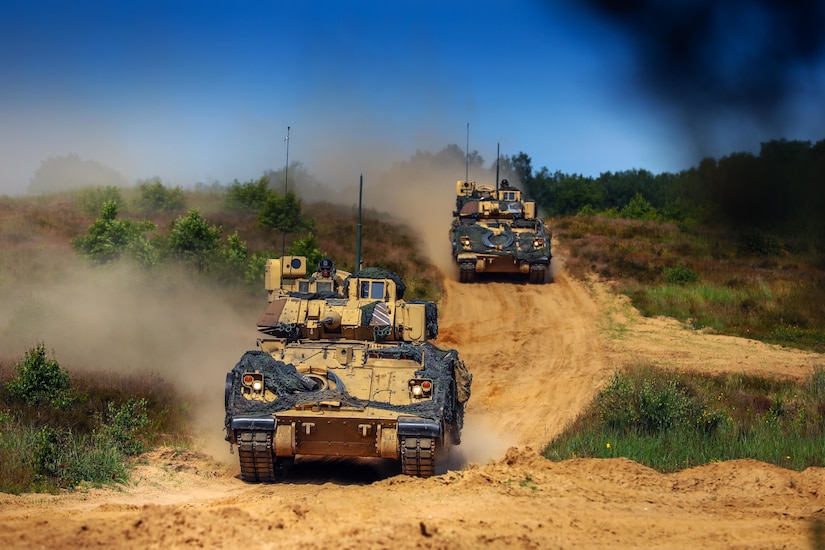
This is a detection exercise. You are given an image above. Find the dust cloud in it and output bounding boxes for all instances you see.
[0,257,261,458]
[448,414,519,469]
[299,144,516,276]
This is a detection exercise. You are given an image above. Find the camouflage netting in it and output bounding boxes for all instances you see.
[225,344,472,433]
[343,268,406,299]
[455,222,549,262]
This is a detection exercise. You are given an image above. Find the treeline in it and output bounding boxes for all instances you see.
[509,138,825,243]
[72,174,323,292]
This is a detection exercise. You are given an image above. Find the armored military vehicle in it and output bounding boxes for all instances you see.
[224,256,472,482]
[450,179,551,283]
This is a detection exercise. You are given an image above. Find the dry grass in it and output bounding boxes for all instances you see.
[554,214,825,352]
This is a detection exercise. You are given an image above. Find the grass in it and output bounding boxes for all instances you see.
[0,189,442,493]
[555,214,825,352]
[4,189,825,488]
[550,213,825,472]
[0,352,194,494]
[545,364,825,473]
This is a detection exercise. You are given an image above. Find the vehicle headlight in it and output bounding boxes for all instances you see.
[242,372,265,395]
[460,236,471,249]
[533,237,545,249]
[409,379,433,399]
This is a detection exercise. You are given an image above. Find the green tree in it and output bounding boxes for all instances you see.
[287,233,324,268]
[621,193,659,221]
[72,201,157,265]
[212,231,250,283]
[258,191,315,233]
[5,344,71,408]
[225,176,273,212]
[77,185,125,216]
[134,179,186,213]
[244,250,273,290]
[167,209,222,271]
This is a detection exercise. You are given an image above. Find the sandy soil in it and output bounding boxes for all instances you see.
[1,266,824,549]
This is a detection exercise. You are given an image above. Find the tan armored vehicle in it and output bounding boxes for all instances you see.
[224,256,472,482]
[450,179,551,283]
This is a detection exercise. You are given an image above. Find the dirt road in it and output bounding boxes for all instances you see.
[1,270,824,549]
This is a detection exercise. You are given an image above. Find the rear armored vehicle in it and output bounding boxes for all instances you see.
[224,256,472,481]
[450,179,551,283]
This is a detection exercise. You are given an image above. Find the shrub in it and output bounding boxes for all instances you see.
[71,201,157,265]
[134,179,186,213]
[258,191,315,233]
[5,344,71,408]
[595,368,718,436]
[99,398,149,456]
[167,209,222,271]
[210,231,250,284]
[663,265,699,285]
[77,185,125,216]
[244,250,272,290]
[576,204,599,216]
[621,193,659,221]
[738,229,782,256]
[225,177,273,212]
[288,233,325,269]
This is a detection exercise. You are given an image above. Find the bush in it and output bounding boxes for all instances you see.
[211,231,250,283]
[134,179,186,213]
[71,201,157,265]
[596,369,717,435]
[225,177,273,212]
[99,398,149,455]
[167,209,222,271]
[258,191,315,233]
[621,193,659,221]
[77,185,125,216]
[5,344,71,408]
[663,265,699,285]
[738,229,782,256]
[287,233,325,269]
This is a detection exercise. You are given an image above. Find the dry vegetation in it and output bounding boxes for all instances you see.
[3,190,825,495]
[554,214,825,352]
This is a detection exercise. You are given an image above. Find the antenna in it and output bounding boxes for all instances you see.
[465,122,470,183]
[496,142,500,193]
[355,173,363,273]
[280,126,290,288]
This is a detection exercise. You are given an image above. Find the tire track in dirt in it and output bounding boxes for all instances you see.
[434,272,612,452]
[2,267,825,549]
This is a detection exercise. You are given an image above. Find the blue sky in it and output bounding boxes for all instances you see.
[1,0,823,195]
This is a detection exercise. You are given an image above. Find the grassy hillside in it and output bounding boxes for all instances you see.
[3,188,824,491]
[554,214,825,353]
[0,189,444,493]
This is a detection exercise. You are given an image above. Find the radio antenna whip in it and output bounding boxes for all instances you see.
[465,122,470,183]
[496,142,500,193]
[280,126,290,289]
[281,126,290,260]
[355,174,363,273]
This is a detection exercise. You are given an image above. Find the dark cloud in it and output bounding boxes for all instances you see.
[579,0,825,156]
